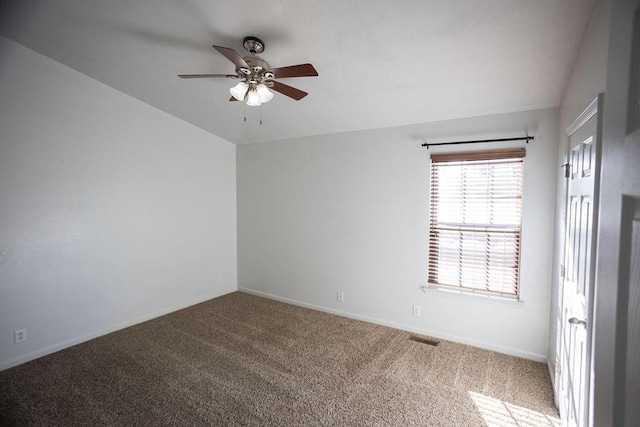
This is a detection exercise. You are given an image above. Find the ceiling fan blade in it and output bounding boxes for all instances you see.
[271,80,308,100]
[178,74,238,79]
[270,63,318,79]
[212,45,250,70]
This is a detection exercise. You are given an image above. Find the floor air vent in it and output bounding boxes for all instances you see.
[409,335,440,346]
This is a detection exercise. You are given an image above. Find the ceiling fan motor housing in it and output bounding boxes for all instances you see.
[239,55,274,85]
[242,55,271,73]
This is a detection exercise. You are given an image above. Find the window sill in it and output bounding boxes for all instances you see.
[421,285,524,306]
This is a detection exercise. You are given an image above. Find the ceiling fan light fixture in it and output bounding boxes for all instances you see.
[230,81,249,101]
[256,83,274,103]
[246,89,262,106]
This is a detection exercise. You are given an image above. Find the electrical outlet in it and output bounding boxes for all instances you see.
[14,329,27,343]
[337,291,344,302]
[217,276,224,284]
[412,305,421,316]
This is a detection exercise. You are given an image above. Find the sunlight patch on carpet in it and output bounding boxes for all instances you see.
[469,391,561,427]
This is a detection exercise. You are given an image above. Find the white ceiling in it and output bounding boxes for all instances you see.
[0,0,595,145]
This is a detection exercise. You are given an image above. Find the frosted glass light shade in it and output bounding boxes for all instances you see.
[256,84,274,103]
[229,81,248,101]
[246,90,262,106]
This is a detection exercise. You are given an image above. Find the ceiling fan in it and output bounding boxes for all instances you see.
[178,36,318,106]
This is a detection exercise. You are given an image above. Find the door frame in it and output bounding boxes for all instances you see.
[556,94,603,426]
[593,1,640,424]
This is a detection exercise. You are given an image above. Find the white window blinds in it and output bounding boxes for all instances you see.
[428,149,525,297]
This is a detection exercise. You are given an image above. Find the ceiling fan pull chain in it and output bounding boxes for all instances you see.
[260,106,263,126]
[244,104,247,123]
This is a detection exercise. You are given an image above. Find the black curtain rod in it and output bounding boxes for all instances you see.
[421,136,534,149]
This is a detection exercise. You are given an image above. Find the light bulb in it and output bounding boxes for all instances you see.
[246,89,262,106]
[256,84,274,103]
[229,81,248,101]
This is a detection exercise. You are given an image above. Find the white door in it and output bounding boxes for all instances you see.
[558,98,601,427]
[593,1,640,425]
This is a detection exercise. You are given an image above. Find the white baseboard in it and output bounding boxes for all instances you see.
[3,287,547,372]
[239,287,548,363]
[0,289,234,371]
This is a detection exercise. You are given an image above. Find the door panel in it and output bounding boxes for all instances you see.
[622,198,640,426]
[558,103,600,427]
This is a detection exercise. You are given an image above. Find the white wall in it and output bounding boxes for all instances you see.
[0,36,237,370]
[548,0,610,381]
[238,108,559,361]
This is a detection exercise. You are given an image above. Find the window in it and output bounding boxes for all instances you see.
[427,149,525,298]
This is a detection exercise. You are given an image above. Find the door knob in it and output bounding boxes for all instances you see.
[568,317,587,327]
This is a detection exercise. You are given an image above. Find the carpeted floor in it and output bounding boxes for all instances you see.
[0,292,560,426]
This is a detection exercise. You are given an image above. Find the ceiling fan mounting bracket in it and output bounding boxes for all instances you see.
[243,36,265,54]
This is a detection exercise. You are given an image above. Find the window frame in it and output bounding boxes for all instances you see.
[427,148,525,299]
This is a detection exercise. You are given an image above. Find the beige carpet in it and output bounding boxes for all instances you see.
[0,292,560,426]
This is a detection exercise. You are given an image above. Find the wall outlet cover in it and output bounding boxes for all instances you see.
[14,329,27,343]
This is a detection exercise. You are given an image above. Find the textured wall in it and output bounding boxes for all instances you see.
[238,108,559,361]
[0,37,237,370]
